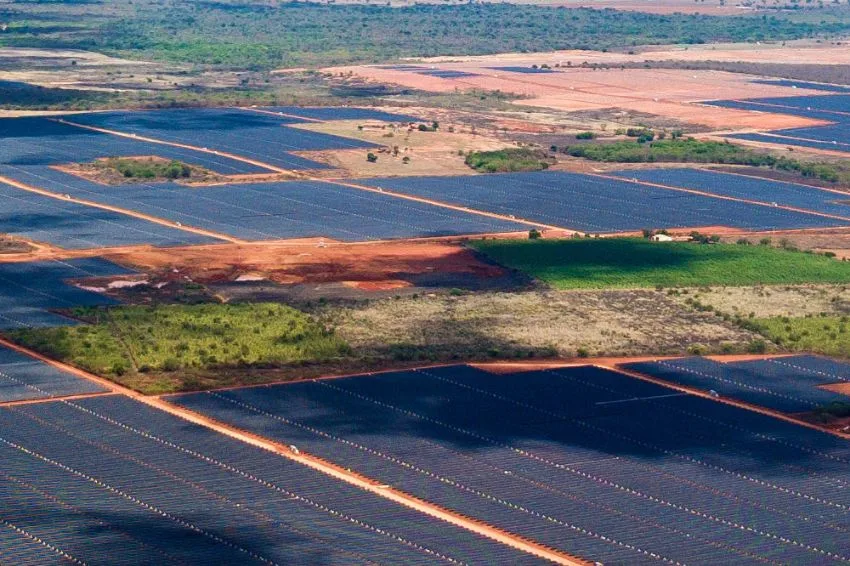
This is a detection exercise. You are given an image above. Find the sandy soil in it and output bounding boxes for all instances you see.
[293,119,512,177]
[325,64,827,130]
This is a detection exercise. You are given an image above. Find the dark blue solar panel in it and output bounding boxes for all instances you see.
[0,395,543,565]
[623,356,850,413]
[0,344,106,402]
[0,258,130,329]
[2,166,530,241]
[759,355,850,383]
[365,171,842,232]
[169,364,850,565]
[610,168,850,218]
[0,116,271,174]
[260,106,417,122]
[415,70,479,78]
[751,80,850,93]
[488,66,556,74]
[707,98,847,122]
[728,132,850,154]
[0,180,216,249]
[67,108,381,171]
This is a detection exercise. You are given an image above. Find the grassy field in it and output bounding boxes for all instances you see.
[471,238,850,289]
[7,303,349,386]
[746,314,850,358]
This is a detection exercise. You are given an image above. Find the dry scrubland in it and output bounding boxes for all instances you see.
[321,289,754,361]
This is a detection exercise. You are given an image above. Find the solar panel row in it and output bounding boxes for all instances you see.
[0,344,106,403]
[622,356,850,413]
[487,67,556,74]
[66,108,379,171]
[0,116,271,175]
[751,80,850,93]
[0,258,130,329]
[260,106,418,122]
[366,171,843,232]
[0,180,217,249]
[3,166,532,241]
[169,364,850,565]
[610,168,850,219]
[0,395,544,565]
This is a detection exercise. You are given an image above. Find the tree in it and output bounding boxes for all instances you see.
[366,152,378,163]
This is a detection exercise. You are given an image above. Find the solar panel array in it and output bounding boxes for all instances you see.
[707,95,850,154]
[169,364,850,565]
[260,106,417,122]
[2,167,531,241]
[751,79,850,93]
[0,344,106,403]
[610,168,850,218]
[622,356,850,413]
[0,116,270,175]
[766,354,850,382]
[0,395,543,565]
[366,171,844,232]
[67,108,380,171]
[0,258,130,329]
[487,66,556,74]
[0,180,216,249]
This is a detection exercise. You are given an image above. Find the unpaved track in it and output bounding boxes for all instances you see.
[0,336,583,566]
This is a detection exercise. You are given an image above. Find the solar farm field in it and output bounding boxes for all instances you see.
[768,355,850,382]
[168,364,850,565]
[751,80,850,93]
[2,167,532,241]
[260,106,418,122]
[0,343,106,403]
[366,171,844,232]
[66,108,381,171]
[622,356,850,413]
[487,67,556,74]
[610,168,850,218]
[0,395,542,565]
[0,117,271,175]
[0,180,218,249]
[0,258,130,329]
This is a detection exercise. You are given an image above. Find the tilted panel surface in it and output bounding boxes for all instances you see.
[0,395,544,566]
[0,258,130,329]
[170,364,850,565]
[0,344,106,403]
[365,171,842,232]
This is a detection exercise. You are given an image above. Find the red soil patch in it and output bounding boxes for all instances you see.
[104,239,508,288]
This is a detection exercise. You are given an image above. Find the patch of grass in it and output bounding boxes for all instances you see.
[6,303,349,378]
[745,314,850,357]
[465,148,553,173]
[471,238,850,289]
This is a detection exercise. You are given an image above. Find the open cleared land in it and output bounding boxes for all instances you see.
[471,238,850,289]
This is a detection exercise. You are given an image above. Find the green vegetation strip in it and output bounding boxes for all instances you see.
[465,148,553,173]
[471,238,850,289]
[562,139,850,186]
[745,314,850,358]
[7,303,349,377]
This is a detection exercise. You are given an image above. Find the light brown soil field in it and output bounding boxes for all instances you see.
[292,119,513,177]
[325,64,827,130]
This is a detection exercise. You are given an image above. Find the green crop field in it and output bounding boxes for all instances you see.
[7,303,349,380]
[471,238,850,289]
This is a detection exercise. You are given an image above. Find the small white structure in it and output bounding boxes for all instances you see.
[651,234,674,242]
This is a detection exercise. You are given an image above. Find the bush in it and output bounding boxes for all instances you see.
[366,152,378,162]
[465,148,553,173]
[529,228,542,239]
[575,131,596,140]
